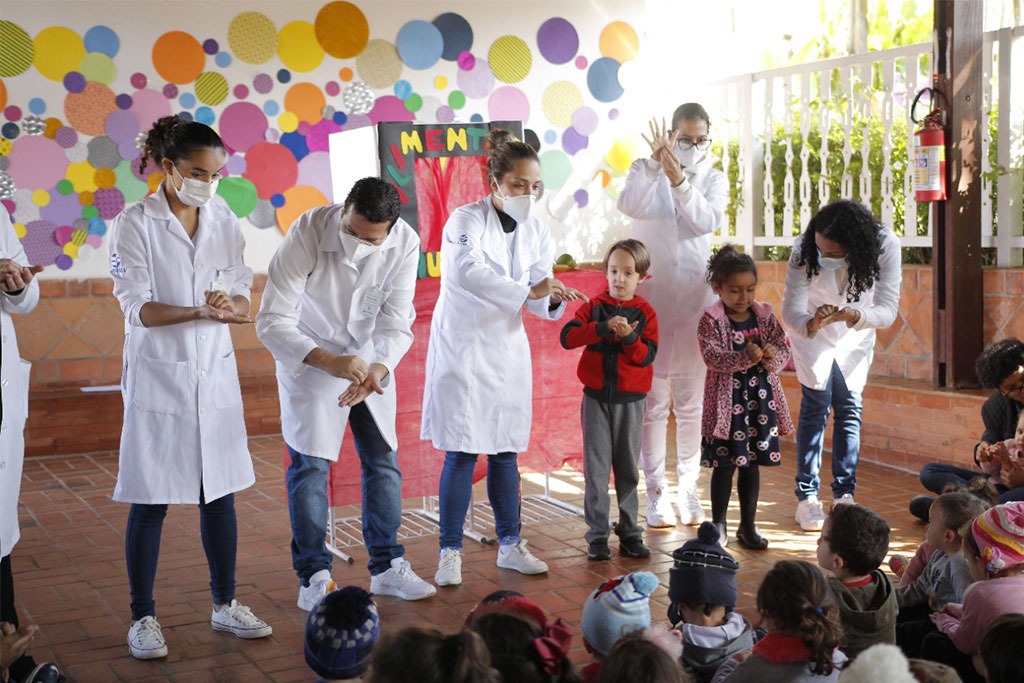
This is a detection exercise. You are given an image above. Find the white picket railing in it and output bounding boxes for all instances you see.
[709,26,1024,266]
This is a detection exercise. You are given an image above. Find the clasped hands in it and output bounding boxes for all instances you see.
[806,304,862,335]
[0,258,43,294]
[313,351,389,408]
[745,342,779,364]
[606,315,638,339]
[199,290,251,324]
[641,117,686,187]
[528,277,588,304]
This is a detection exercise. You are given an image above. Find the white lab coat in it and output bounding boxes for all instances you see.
[618,158,728,379]
[421,197,565,454]
[781,229,902,393]
[0,211,39,558]
[256,205,419,460]
[109,188,255,504]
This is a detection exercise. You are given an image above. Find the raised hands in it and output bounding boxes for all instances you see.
[641,117,678,163]
[528,277,588,304]
[606,315,638,339]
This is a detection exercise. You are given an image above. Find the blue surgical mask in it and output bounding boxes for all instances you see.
[817,249,846,271]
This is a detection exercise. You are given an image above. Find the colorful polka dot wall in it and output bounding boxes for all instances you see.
[0,3,640,271]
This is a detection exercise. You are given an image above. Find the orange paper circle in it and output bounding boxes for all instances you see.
[0,79,6,111]
[275,185,328,234]
[284,82,326,124]
[152,31,205,84]
[64,81,116,136]
[599,21,640,63]
[94,168,116,189]
[315,2,369,59]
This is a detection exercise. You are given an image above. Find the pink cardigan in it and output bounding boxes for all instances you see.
[935,573,1024,655]
[698,300,794,441]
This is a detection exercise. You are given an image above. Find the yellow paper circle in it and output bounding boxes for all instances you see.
[488,36,532,83]
[542,81,583,128]
[278,21,325,73]
[146,172,165,193]
[604,137,639,172]
[195,72,229,106]
[32,189,51,207]
[434,75,447,90]
[65,160,99,192]
[13,222,26,238]
[34,27,86,82]
[278,111,299,133]
[315,2,369,59]
[599,21,640,63]
[228,12,278,65]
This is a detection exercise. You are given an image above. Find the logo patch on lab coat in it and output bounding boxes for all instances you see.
[458,233,468,245]
[109,251,126,276]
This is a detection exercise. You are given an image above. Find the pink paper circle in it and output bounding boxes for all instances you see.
[457,58,494,100]
[457,51,475,70]
[368,96,415,124]
[219,102,268,153]
[305,119,341,152]
[488,86,530,123]
[571,106,598,136]
[129,88,173,131]
[7,136,67,190]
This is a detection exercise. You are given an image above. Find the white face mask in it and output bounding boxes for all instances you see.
[817,248,846,271]
[494,181,536,224]
[172,165,219,207]
[340,231,380,262]
[677,145,705,169]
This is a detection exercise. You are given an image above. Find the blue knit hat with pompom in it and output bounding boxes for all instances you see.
[304,585,380,680]
[581,571,659,655]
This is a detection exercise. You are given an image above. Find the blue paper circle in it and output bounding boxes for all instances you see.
[271,193,286,208]
[544,130,557,144]
[179,93,196,109]
[1,123,19,140]
[396,20,444,70]
[394,80,413,99]
[84,25,120,58]
[28,98,46,115]
[195,106,216,125]
[469,113,483,123]
[277,69,292,84]
[432,12,473,61]
[215,52,232,68]
[279,131,309,161]
[333,111,348,125]
[587,57,623,103]
[177,111,194,122]
[263,100,279,116]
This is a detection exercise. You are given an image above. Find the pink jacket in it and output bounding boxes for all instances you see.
[935,574,1024,655]
[698,300,794,441]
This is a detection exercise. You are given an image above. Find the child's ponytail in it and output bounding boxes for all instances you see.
[757,560,843,676]
[439,630,500,683]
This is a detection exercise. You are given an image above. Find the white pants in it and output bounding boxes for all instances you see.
[641,375,704,495]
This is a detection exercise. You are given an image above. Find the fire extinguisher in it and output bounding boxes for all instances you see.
[911,87,947,202]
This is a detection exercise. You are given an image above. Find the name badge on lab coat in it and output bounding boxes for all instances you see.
[360,286,386,317]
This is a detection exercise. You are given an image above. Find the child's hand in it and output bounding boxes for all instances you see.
[1,621,38,670]
[761,343,778,359]
[612,320,639,339]
[977,442,997,464]
[746,343,763,363]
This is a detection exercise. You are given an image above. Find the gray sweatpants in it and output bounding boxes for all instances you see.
[582,394,645,545]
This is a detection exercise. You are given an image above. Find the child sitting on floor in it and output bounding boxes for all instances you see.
[597,627,689,683]
[921,501,1024,683]
[668,522,756,682]
[367,626,499,683]
[712,560,846,682]
[895,491,989,658]
[304,586,379,682]
[580,571,659,683]
[815,502,896,660]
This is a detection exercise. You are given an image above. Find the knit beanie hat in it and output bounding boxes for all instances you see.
[668,521,740,623]
[304,586,380,680]
[581,571,659,656]
[838,644,917,683]
[971,501,1024,575]
[466,589,548,629]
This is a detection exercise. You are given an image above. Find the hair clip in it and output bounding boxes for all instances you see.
[532,618,572,678]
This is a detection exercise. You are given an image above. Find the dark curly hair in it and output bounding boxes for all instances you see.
[824,503,890,575]
[795,199,884,302]
[706,244,757,287]
[469,613,582,683]
[757,561,843,677]
[138,115,224,175]
[975,338,1024,389]
[343,177,402,227]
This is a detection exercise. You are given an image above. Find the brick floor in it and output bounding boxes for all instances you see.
[11,435,928,682]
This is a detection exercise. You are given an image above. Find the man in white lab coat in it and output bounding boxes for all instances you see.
[0,211,65,683]
[618,104,729,528]
[257,178,435,606]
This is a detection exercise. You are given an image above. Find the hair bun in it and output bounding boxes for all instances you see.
[487,128,517,149]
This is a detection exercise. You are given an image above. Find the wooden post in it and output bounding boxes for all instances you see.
[932,0,984,388]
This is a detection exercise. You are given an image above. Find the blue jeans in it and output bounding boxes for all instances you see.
[286,402,404,580]
[438,451,521,550]
[125,490,236,621]
[795,361,863,500]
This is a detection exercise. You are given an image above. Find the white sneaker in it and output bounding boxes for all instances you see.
[212,599,273,639]
[128,616,168,660]
[370,558,437,600]
[834,494,856,506]
[496,539,548,575]
[677,489,706,526]
[298,569,336,611]
[435,548,463,587]
[796,497,827,531]
[646,487,677,528]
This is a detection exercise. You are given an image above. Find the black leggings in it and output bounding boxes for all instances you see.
[1,553,39,680]
[710,465,760,528]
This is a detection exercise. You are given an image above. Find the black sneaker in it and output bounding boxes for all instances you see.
[619,537,651,558]
[587,539,611,561]
[18,663,61,683]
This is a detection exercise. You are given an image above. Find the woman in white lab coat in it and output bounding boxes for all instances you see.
[782,199,901,532]
[422,129,585,587]
[108,117,271,661]
[0,210,65,683]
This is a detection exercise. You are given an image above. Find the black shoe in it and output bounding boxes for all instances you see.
[736,525,769,551]
[909,495,934,523]
[19,663,61,683]
[588,539,611,561]
[619,537,651,558]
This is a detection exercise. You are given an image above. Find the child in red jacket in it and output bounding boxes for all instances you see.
[561,239,658,561]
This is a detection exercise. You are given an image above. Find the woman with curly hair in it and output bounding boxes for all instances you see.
[781,199,902,532]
